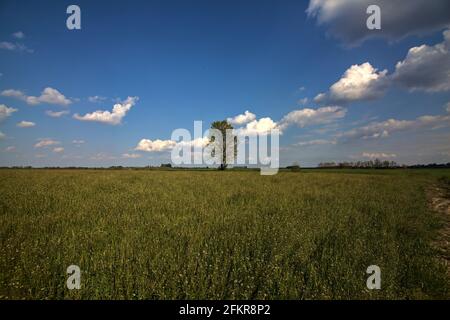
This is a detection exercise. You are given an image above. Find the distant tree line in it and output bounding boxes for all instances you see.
[317,160,450,169]
[1,162,450,170]
[318,159,398,168]
[407,163,450,169]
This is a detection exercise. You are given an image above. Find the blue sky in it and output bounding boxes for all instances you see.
[0,0,449,167]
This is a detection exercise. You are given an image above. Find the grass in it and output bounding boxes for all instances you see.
[0,169,449,299]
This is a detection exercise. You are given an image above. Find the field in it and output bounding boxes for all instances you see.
[0,169,449,299]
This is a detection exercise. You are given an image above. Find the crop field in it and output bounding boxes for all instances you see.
[0,169,449,299]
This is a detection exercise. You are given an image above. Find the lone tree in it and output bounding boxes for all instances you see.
[209,120,237,170]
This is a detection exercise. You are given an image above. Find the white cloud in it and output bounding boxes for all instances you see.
[315,63,388,104]
[88,95,107,103]
[12,31,25,39]
[307,0,450,45]
[227,110,256,125]
[72,140,85,145]
[446,102,450,113]
[176,137,210,148]
[314,30,450,103]
[122,153,142,159]
[196,137,211,148]
[17,121,35,128]
[0,41,33,53]
[0,131,5,139]
[73,96,138,125]
[135,139,176,152]
[34,138,60,148]
[1,89,24,99]
[1,87,72,106]
[134,106,348,154]
[229,107,346,137]
[392,29,450,92]
[32,87,72,106]
[0,104,18,121]
[362,152,397,159]
[295,139,337,146]
[135,136,209,153]
[53,147,64,153]
[279,106,347,130]
[234,117,278,136]
[340,113,450,140]
[5,146,16,152]
[46,110,70,117]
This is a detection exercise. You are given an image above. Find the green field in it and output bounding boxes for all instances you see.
[0,169,449,299]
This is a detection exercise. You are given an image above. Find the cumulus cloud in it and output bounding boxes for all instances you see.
[135,139,176,152]
[34,138,60,148]
[0,131,5,139]
[340,113,450,140]
[279,106,347,130]
[53,147,64,153]
[46,110,70,117]
[177,137,210,148]
[122,153,142,159]
[1,89,23,99]
[1,87,72,106]
[362,152,397,159]
[17,121,35,128]
[392,29,450,92]
[227,110,256,125]
[307,0,450,45]
[72,140,85,145]
[314,30,450,103]
[135,137,209,153]
[0,104,18,121]
[73,96,138,125]
[5,146,16,152]
[232,107,346,136]
[315,63,389,104]
[234,117,278,136]
[29,88,71,106]
[135,106,348,153]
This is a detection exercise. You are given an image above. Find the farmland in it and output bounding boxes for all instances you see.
[0,169,449,299]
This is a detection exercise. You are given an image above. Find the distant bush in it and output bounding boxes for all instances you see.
[286,165,301,172]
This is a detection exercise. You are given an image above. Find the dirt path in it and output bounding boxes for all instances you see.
[428,180,450,276]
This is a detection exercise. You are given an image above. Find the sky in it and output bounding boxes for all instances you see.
[0,0,449,167]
